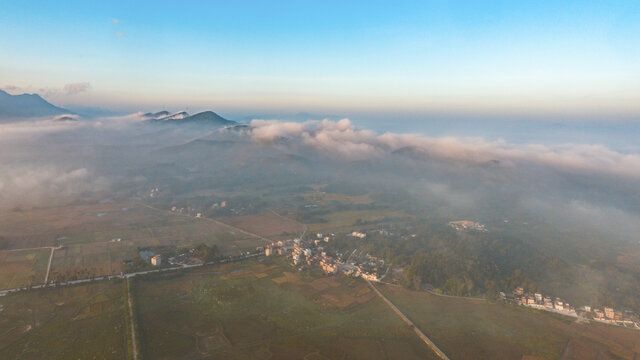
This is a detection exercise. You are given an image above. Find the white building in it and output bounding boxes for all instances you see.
[150,255,162,266]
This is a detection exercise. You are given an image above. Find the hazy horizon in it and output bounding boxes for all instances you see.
[2,0,639,121]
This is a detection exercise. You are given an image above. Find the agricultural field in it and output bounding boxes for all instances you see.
[0,280,128,360]
[0,248,51,289]
[0,201,268,287]
[0,202,145,249]
[220,210,306,240]
[134,259,437,360]
[377,283,640,360]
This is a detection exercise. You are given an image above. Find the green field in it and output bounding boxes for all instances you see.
[377,283,640,359]
[134,259,436,360]
[308,209,408,232]
[0,280,128,360]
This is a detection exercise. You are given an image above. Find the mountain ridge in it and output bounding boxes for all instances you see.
[0,89,73,120]
[145,110,237,127]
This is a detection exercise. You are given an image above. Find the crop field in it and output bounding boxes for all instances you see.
[0,280,127,360]
[0,248,51,288]
[377,284,640,360]
[134,259,437,360]
[220,211,306,240]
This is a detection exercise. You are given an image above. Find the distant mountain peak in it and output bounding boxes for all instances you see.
[145,109,237,127]
[0,89,73,120]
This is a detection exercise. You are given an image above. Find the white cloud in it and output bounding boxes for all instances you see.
[63,82,90,95]
[2,84,22,93]
[111,18,120,25]
[0,166,108,210]
[247,118,640,179]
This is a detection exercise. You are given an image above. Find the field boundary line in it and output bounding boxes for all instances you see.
[127,277,139,360]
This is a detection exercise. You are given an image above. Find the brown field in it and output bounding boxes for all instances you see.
[377,283,640,360]
[0,249,51,288]
[221,211,306,239]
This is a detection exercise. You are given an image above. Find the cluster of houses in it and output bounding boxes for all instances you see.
[149,187,160,198]
[170,201,227,218]
[448,220,487,232]
[501,287,640,329]
[262,232,386,282]
[168,248,206,266]
[170,205,202,217]
[502,287,578,317]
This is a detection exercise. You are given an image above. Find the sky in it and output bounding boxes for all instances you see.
[1,1,639,120]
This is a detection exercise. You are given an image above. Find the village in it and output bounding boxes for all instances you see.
[501,286,640,330]
[261,231,388,282]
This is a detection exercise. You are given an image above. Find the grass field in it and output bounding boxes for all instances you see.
[377,283,640,360]
[303,191,374,206]
[0,249,51,289]
[0,280,127,360]
[134,259,437,360]
[308,209,409,232]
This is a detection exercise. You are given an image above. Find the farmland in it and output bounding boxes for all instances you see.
[376,283,640,360]
[0,202,268,285]
[220,210,306,240]
[134,259,437,360]
[0,280,127,360]
[0,248,51,289]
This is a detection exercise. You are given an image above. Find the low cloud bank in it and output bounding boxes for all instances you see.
[249,118,640,179]
[0,166,108,210]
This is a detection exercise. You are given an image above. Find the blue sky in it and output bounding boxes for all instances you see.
[1,0,639,119]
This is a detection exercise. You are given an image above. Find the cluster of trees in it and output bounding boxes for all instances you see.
[328,222,565,298]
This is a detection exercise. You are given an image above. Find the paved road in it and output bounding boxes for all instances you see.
[367,280,450,360]
[0,253,260,296]
[43,247,57,284]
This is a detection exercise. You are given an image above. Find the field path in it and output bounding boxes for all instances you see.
[127,277,139,360]
[367,280,450,360]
